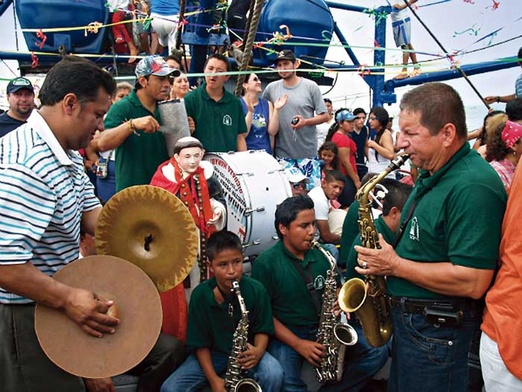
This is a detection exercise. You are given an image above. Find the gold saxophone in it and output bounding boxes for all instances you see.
[338,154,410,348]
[224,280,262,392]
[312,241,358,383]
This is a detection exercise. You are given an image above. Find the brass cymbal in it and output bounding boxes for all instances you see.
[35,255,162,379]
[95,185,198,292]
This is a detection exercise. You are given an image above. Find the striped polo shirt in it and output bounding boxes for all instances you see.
[0,111,100,304]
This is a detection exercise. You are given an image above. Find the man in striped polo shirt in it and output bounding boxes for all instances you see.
[0,57,183,392]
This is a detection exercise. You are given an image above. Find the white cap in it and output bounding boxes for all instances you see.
[284,167,310,184]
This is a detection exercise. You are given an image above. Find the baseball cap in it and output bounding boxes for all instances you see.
[335,109,356,122]
[7,77,34,94]
[284,167,310,184]
[274,50,297,64]
[135,56,181,78]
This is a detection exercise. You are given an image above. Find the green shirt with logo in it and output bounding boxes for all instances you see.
[184,83,247,153]
[389,143,506,299]
[186,276,274,355]
[345,216,395,281]
[251,241,332,328]
[104,90,169,191]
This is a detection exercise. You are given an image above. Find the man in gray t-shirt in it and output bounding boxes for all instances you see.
[262,50,328,187]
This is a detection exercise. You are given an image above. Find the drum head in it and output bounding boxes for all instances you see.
[35,255,162,379]
[204,151,291,256]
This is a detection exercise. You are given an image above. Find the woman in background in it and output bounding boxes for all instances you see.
[170,72,190,100]
[485,115,522,190]
[471,110,505,157]
[241,72,286,154]
[367,106,395,176]
[325,108,360,207]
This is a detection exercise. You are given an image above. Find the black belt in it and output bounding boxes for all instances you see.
[388,297,479,314]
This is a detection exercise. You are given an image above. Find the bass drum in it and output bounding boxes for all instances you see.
[205,151,291,257]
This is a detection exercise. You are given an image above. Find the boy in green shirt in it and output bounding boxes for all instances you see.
[252,196,389,391]
[160,231,283,392]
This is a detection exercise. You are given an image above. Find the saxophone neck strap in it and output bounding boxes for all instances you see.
[393,198,417,248]
[288,258,322,316]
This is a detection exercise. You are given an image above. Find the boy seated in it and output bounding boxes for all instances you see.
[343,179,413,280]
[160,231,283,392]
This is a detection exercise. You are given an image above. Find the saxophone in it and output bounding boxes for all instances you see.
[224,280,262,392]
[338,154,409,348]
[312,241,358,384]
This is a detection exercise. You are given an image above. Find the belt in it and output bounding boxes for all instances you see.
[388,297,479,314]
[392,17,411,27]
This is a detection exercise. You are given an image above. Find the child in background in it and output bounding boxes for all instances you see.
[160,231,283,392]
[319,141,340,171]
[108,0,139,62]
[319,141,342,208]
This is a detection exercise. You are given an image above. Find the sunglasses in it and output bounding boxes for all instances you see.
[250,77,260,82]
[292,182,307,189]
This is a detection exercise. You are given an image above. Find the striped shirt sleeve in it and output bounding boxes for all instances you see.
[0,164,55,265]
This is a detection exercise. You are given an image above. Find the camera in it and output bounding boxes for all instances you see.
[291,116,300,125]
[96,160,108,179]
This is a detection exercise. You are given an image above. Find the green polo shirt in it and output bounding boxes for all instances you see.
[345,216,395,281]
[389,143,506,299]
[184,83,247,152]
[186,276,274,355]
[339,200,360,268]
[251,241,332,328]
[104,90,169,191]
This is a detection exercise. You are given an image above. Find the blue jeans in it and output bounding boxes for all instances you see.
[321,322,389,392]
[269,324,388,392]
[96,159,116,204]
[160,351,283,392]
[389,306,481,392]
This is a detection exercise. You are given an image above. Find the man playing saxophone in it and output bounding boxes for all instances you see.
[354,83,507,392]
[160,231,283,392]
[252,196,388,392]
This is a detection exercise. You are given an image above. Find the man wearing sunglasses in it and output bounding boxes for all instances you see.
[284,167,310,197]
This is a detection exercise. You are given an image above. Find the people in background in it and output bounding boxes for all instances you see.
[318,141,341,172]
[316,98,335,148]
[150,0,181,55]
[94,81,133,203]
[184,53,247,152]
[240,72,286,154]
[351,107,369,179]
[391,0,420,79]
[485,117,522,190]
[284,167,310,197]
[108,0,139,62]
[262,50,329,188]
[97,55,180,191]
[0,77,35,137]
[367,107,394,176]
[326,108,360,208]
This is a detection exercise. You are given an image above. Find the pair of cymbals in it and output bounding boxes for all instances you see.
[36,186,199,378]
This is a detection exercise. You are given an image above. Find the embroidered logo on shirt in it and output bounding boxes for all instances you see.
[409,216,420,241]
[314,275,326,290]
[223,114,232,126]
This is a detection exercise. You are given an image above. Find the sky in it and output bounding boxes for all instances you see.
[0,0,520,128]
[319,0,521,128]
